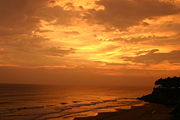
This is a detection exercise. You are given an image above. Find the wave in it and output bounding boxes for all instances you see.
[30,98,143,120]
[37,101,143,120]
[0,98,143,120]
[0,105,45,114]
[0,102,12,104]
[0,93,39,98]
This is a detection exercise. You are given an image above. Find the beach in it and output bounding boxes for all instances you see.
[74,103,173,120]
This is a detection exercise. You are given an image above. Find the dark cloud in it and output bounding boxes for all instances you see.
[64,31,80,35]
[0,0,46,35]
[86,0,180,30]
[111,33,180,45]
[105,62,129,66]
[0,0,76,49]
[42,47,75,57]
[94,61,129,66]
[136,49,159,55]
[37,6,77,25]
[0,0,77,65]
[0,0,76,36]
[0,35,48,49]
[123,50,180,64]
[111,36,159,43]
[160,21,180,32]
[150,33,180,45]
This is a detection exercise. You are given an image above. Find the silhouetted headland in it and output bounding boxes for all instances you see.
[74,77,180,120]
[139,77,180,120]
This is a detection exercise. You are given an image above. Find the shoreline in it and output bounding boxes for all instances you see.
[74,103,173,120]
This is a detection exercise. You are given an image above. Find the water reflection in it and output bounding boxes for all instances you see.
[0,84,151,120]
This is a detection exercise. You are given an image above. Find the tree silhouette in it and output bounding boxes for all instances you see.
[155,76,180,88]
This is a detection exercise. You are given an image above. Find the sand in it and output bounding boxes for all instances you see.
[74,103,173,120]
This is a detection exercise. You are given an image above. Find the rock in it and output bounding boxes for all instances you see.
[139,77,180,120]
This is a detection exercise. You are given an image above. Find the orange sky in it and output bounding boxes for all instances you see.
[0,0,180,86]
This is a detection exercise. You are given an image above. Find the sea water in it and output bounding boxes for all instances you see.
[0,84,151,120]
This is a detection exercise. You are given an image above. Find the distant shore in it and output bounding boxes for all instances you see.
[74,103,173,120]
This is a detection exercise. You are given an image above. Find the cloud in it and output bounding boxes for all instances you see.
[0,45,75,65]
[64,31,80,35]
[0,0,77,35]
[0,0,46,35]
[86,0,180,30]
[111,36,162,43]
[123,50,180,64]
[0,0,78,65]
[0,0,76,49]
[136,49,159,55]
[150,33,180,45]
[0,0,179,85]
[37,6,78,25]
[42,47,75,57]
[110,32,180,46]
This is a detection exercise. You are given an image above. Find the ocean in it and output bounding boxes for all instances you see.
[0,84,151,120]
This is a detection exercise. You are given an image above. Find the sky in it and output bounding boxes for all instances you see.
[0,0,180,86]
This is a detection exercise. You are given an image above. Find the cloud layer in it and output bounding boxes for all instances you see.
[0,0,179,84]
[86,0,180,30]
[124,50,180,64]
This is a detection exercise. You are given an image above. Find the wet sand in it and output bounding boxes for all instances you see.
[74,103,173,120]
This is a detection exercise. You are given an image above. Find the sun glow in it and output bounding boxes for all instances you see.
[0,0,179,84]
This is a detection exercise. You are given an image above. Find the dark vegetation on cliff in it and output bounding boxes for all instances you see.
[139,77,180,120]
